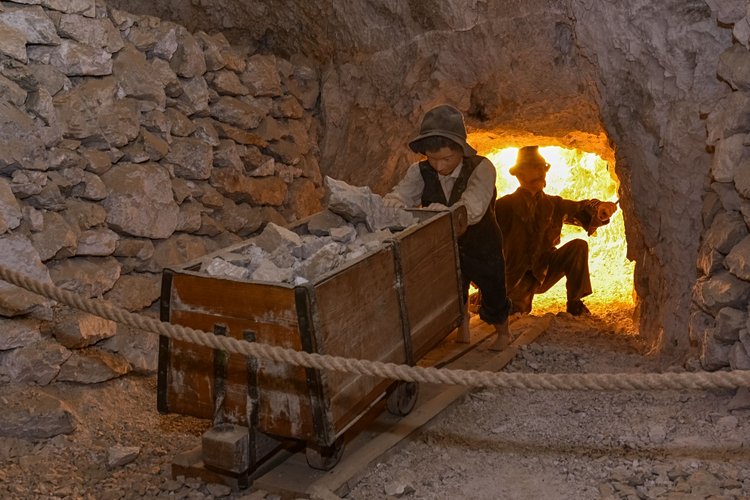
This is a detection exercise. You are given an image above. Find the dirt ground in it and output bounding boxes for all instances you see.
[2,307,750,500]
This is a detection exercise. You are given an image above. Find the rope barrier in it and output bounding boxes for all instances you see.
[2,265,749,391]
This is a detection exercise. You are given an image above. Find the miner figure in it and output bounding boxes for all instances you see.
[384,104,513,351]
[495,145,618,316]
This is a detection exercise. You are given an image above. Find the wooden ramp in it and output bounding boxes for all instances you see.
[253,314,552,498]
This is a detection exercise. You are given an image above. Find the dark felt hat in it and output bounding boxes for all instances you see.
[408,105,477,157]
[509,146,550,176]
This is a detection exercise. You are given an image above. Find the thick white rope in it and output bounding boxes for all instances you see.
[1,265,748,391]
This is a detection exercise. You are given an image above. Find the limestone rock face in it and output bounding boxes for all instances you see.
[101,163,179,239]
[104,0,734,354]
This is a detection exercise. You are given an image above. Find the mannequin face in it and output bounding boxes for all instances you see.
[515,166,547,194]
[425,147,463,176]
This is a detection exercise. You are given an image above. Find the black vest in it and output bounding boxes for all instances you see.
[419,156,502,259]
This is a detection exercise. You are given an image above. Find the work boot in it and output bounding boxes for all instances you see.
[566,300,590,316]
[489,320,511,351]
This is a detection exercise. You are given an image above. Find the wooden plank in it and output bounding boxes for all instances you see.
[253,315,552,497]
[395,213,463,359]
[313,246,405,434]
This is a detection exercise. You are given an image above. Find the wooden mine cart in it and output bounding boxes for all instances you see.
[157,207,467,481]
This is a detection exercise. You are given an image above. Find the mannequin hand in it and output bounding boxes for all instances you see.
[597,201,617,221]
[383,197,406,208]
[425,203,448,211]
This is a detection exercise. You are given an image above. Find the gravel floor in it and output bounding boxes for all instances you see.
[2,308,749,499]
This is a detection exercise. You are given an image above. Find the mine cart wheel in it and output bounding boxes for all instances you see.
[386,381,419,416]
[305,437,345,471]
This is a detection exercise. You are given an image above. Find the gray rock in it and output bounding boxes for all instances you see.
[704,211,748,254]
[166,137,213,180]
[0,390,76,439]
[0,339,71,385]
[701,328,732,370]
[0,101,48,173]
[250,258,292,283]
[56,348,131,383]
[210,95,268,129]
[0,5,60,45]
[0,234,54,317]
[326,176,417,231]
[170,28,206,78]
[696,241,724,278]
[718,44,750,91]
[241,54,283,97]
[107,445,140,469]
[57,13,123,53]
[714,307,746,343]
[736,155,750,199]
[53,77,140,147]
[728,387,750,411]
[76,227,119,256]
[195,31,226,71]
[164,108,195,137]
[209,69,249,96]
[102,273,161,311]
[205,257,250,281]
[705,92,750,146]
[0,317,41,350]
[306,210,346,236]
[172,75,209,115]
[28,39,112,77]
[100,324,158,374]
[29,211,79,261]
[253,223,302,254]
[693,271,750,316]
[52,309,117,349]
[101,162,179,239]
[0,177,22,231]
[112,44,166,108]
[293,242,343,281]
[0,73,27,106]
[729,340,750,370]
[330,225,356,243]
[0,21,28,63]
[63,198,107,230]
[48,256,122,298]
[725,234,750,280]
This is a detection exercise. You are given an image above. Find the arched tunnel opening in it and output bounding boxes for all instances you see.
[470,141,635,318]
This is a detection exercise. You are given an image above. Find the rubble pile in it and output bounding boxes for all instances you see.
[202,176,419,284]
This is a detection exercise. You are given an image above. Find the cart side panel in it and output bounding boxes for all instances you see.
[162,273,317,440]
[313,247,406,431]
[395,213,463,359]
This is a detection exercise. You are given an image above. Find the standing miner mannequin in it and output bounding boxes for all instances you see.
[384,104,513,351]
[495,145,618,316]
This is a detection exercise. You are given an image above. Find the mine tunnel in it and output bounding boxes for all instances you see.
[2,0,750,497]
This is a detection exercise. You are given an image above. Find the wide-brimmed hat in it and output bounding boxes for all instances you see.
[408,105,477,157]
[509,146,550,176]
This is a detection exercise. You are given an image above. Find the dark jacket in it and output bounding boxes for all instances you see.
[495,188,607,289]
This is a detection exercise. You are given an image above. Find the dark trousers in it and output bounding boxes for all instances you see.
[508,239,592,313]
[460,250,511,325]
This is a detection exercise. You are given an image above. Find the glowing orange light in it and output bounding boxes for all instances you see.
[483,146,634,315]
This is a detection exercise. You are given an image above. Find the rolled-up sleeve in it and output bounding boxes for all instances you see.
[460,158,497,225]
[383,163,425,208]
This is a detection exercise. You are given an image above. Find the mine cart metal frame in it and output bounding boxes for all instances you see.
[157,206,468,481]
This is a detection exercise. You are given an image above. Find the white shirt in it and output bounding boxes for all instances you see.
[383,157,497,226]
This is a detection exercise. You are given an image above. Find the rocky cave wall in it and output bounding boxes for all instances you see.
[105,0,749,367]
[1,0,750,385]
[0,0,325,385]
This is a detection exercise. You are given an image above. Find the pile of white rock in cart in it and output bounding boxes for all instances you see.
[202,177,418,283]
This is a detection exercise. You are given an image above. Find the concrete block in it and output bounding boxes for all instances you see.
[201,424,250,474]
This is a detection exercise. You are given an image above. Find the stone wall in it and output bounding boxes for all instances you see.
[0,0,324,384]
[110,0,743,358]
[690,4,750,371]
